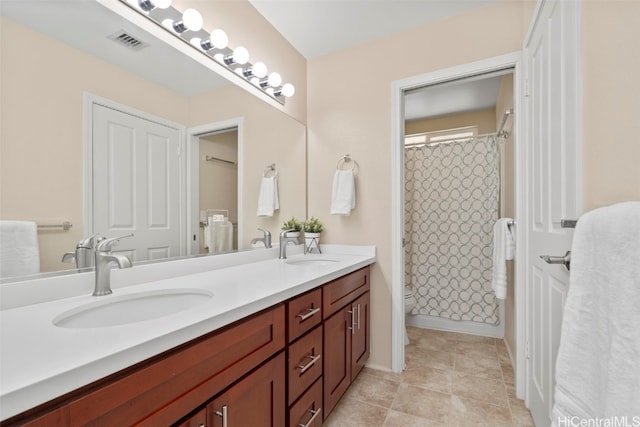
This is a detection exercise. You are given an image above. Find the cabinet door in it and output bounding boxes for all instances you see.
[176,408,207,427]
[323,305,352,419]
[208,352,285,427]
[351,291,370,380]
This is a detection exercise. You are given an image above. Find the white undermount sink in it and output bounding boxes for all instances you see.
[53,289,213,328]
[284,257,340,267]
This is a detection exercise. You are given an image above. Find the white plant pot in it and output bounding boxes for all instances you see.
[304,232,321,253]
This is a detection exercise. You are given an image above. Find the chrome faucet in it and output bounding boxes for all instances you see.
[250,228,272,248]
[62,234,105,269]
[94,234,133,296]
[279,229,301,260]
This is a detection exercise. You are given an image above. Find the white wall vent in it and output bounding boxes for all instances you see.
[107,31,148,51]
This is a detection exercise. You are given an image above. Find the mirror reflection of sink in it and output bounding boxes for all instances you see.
[284,258,340,267]
[53,289,213,328]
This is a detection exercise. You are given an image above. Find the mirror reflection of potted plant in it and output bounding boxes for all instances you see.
[303,217,324,253]
[281,217,303,241]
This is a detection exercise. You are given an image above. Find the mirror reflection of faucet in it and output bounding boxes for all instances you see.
[93,234,134,296]
[61,234,105,270]
[250,228,272,248]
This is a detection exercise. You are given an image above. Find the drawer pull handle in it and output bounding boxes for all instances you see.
[297,307,320,321]
[348,309,355,334]
[298,354,321,373]
[298,407,322,427]
[215,405,228,427]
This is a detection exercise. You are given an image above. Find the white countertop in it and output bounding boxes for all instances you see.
[0,245,375,421]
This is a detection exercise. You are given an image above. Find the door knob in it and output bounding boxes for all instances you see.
[540,251,571,271]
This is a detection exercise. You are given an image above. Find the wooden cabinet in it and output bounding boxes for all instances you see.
[322,266,370,419]
[208,353,285,427]
[4,265,372,427]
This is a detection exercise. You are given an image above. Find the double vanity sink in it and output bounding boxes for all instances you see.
[0,246,375,422]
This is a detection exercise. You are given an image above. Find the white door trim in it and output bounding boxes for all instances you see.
[390,53,526,399]
[83,93,187,253]
[186,118,244,254]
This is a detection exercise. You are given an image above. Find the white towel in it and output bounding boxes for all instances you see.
[491,218,515,299]
[330,169,356,215]
[551,202,640,425]
[256,176,279,217]
[0,220,40,278]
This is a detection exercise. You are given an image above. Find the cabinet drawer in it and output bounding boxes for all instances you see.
[287,325,323,405]
[287,288,322,342]
[288,378,323,427]
[323,266,370,318]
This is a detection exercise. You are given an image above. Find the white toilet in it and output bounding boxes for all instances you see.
[404,286,416,345]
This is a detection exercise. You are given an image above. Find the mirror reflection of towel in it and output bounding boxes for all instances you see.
[257,176,279,217]
[0,220,40,278]
[331,170,356,215]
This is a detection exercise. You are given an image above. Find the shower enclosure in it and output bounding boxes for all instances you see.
[404,135,501,329]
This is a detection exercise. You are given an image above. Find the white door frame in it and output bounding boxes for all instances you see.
[186,118,244,255]
[83,93,187,254]
[390,52,526,398]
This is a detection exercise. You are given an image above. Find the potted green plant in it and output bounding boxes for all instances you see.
[303,217,324,253]
[281,217,303,238]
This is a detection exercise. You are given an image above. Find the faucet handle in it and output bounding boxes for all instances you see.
[258,228,271,237]
[280,228,295,236]
[77,233,105,249]
[96,233,134,252]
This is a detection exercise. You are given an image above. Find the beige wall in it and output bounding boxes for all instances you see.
[307,1,528,370]
[495,74,516,362]
[406,108,497,136]
[581,1,640,211]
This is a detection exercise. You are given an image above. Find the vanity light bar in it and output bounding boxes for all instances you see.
[121,0,294,104]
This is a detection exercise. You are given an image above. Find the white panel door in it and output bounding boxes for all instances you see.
[524,1,581,426]
[92,104,182,261]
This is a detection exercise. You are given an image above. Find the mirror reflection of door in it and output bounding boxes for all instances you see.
[92,103,183,261]
[198,129,238,254]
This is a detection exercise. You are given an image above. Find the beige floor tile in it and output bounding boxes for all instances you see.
[510,398,535,426]
[405,346,455,372]
[455,340,500,361]
[347,372,400,409]
[323,397,388,427]
[362,366,404,384]
[452,372,509,408]
[496,340,513,365]
[450,395,514,427]
[383,409,448,427]
[454,353,503,380]
[410,331,458,353]
[391,383,451,424]
[501,362,515,385]
[451,332,497,345]
[403,364,452,394]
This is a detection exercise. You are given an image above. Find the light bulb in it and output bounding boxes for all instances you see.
[232,47,250,65]
[182,8,203,31]
[281,83,295,97]
[268,72,282,87]
[210,29,228,49]
[252,62,268,78]
[154,0,171,8]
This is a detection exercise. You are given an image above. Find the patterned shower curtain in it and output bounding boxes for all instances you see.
[404,136,500,324]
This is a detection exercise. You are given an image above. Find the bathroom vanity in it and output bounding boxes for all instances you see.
[0,246,374,426]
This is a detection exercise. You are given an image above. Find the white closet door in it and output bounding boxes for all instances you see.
[92,103,182,261]
[524,0,581,425]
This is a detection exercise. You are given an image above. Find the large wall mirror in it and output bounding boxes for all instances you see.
[0,0,307,279]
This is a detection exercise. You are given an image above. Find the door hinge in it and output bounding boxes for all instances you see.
[525,340,530,360]
[524,79,530,97]
[177,145,182,157]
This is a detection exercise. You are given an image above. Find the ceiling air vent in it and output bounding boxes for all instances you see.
[107,31,149,51]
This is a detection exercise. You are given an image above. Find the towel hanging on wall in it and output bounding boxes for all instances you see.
[491,217,515,299]
[0,220,40,278]
[257,165,279,217]
[331,155,358,216]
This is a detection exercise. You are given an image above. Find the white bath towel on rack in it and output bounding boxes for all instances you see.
[330,169,356,215]
[0,220,40,278]
[256,176,279,217]
[551,202,640,424]
[491,218,515,299]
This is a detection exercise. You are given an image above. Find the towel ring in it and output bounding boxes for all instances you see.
[263,164,277,178]
[336,154,358,173]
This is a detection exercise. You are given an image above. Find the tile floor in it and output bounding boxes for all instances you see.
[324,326,535,426]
